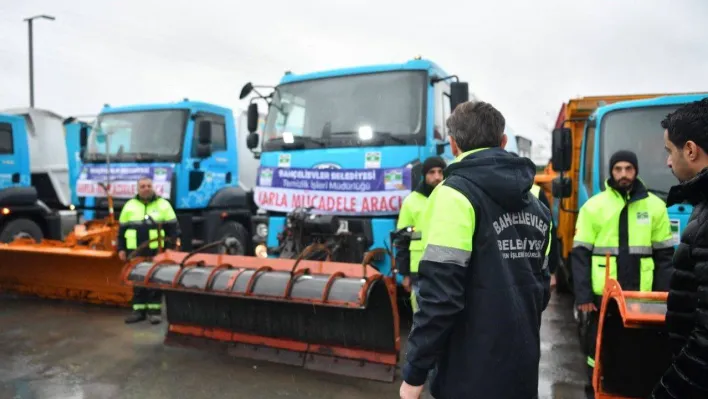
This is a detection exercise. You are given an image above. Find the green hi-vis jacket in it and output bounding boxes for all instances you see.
[403,147,553,398]
[396,190,429,275]
[117,195,180,257]
[570,179,674,305]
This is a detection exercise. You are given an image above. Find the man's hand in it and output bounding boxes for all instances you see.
[399,381,424,399]
[550,273,557,290]
[118,251,127,261]
[577,302,597,312]
[402,276,412,293]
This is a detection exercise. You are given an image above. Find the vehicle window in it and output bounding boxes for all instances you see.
[600,105,683,197]
[0,123,14,155]
[583,124,595,191]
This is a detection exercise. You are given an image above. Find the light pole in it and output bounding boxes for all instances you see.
[23,14,55,108]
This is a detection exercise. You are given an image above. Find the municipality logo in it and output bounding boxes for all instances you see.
[153,168,168,181]
[259,168,274,186]
[384,170,404,190]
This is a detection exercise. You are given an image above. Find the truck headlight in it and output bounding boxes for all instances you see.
[255,244,268,258]
[256,223,268,238]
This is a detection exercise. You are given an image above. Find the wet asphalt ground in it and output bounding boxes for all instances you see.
[0,291,591,399]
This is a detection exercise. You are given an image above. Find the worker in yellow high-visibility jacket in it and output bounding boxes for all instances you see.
[395,156,446,312]
[571,150,674,380]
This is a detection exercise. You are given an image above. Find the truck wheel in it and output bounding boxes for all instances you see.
[0,218,43,243]
[215,221,248,255]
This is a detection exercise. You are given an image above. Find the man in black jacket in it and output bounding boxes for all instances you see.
[651,97,708,398]
[400,101,552,399]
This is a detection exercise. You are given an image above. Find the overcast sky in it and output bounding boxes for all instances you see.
[2,0,707,161]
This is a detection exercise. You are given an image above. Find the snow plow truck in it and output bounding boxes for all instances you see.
[117,57,527,383]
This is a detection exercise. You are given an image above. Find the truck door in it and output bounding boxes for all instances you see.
[0,115,30,189]
[183,112,232,209]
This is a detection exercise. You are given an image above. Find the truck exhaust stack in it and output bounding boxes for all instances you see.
[121,249,401,382]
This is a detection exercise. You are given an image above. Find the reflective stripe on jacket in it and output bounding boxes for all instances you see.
[403,147,552,398]
[117,195,179,255]
[397,191,428,274]
[571,179,674,300]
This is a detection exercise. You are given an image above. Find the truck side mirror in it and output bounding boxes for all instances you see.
[552,176,572,198]
[449,82,469,112]
[79,125,89,148]
[435,141,449,155]
[551,127,572,172]
[247,103,259,133]
[240,82,254,100]
[79,124,89,158]
[246,132,259,150]
[198,121,212,144]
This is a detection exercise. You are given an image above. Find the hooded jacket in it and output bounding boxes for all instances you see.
[402,147,552,399]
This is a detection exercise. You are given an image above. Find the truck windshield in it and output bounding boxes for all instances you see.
[83,110,188,163]
[262,70,426,151]
[600,105,682,198]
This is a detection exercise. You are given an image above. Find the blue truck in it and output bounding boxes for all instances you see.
[0,108,84,242]
[76,100,256,253]
[549,92,708,292]
[239,57,520,285]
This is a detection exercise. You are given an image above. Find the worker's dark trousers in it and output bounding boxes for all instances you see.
[132,286,162,316]
[581,299,601,382]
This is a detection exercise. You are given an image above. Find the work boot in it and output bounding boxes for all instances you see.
[125,310,146,324]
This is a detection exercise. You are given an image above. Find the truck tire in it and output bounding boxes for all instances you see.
[214,221,248,255]
[0,218,43,243]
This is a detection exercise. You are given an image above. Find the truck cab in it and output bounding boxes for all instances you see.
[0,108,79,242]
[77,100,254,253]
[241,57,519,282]
[550,93,708,290]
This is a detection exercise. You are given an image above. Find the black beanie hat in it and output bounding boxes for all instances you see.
[609,150,638,174]
[422,156,446,176]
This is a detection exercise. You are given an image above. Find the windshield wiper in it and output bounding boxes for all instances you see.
[329,131,408,145]
[271,136,326,148]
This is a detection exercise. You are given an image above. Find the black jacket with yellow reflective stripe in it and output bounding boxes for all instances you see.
[403,147,552,399]
[570,179,674,306]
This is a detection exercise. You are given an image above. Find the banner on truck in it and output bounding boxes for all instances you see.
[253,166,412,215]
[76,165,174,199]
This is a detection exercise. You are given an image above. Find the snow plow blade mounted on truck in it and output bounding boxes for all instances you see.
[120,245,401,382]
[592,253,672,399]
[0,217,131,306]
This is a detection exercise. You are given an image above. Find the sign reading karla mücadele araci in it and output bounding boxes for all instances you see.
[254,166,412,215]
[75,165,174,199]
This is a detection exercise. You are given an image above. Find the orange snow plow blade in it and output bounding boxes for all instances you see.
[0,219,131,307]
[592,253,672,399]
[121,247,401,382]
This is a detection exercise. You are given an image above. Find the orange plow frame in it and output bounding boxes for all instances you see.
[591,253,672,399]
[0,218,132,307]
[120,249,402,382]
